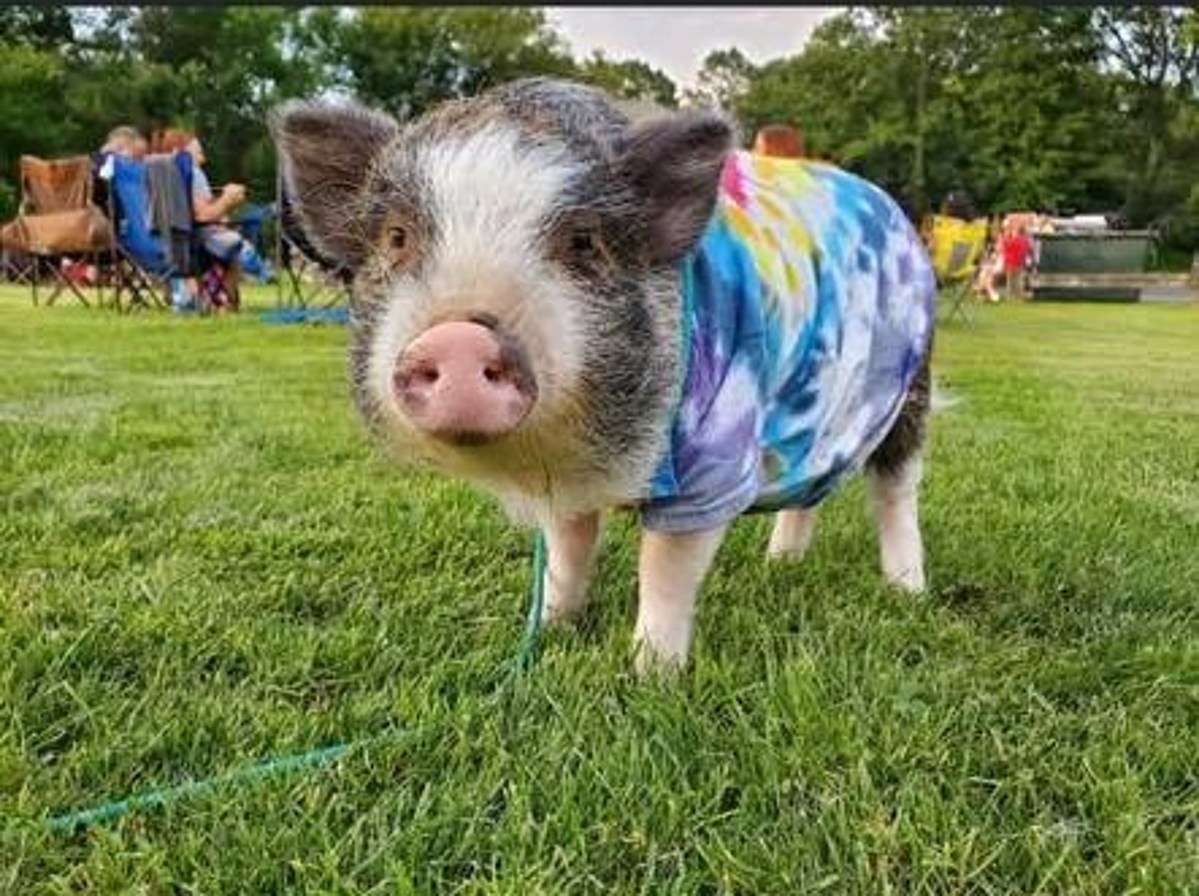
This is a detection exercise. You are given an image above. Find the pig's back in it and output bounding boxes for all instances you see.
[641,151,936,532]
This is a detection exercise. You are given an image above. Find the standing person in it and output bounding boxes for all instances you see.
[999,222,1033,300]
[976,239,1004,303]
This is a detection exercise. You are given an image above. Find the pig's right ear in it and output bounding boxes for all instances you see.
[270,100,400,270]
[617,111,736,265]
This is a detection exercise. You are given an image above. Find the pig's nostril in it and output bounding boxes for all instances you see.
[395,361,440,394]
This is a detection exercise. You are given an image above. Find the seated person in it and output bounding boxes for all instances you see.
[152,128,273,289]
[93,125,179,285]
[94,124,143,205]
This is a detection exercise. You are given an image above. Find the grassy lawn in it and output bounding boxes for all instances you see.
[1,284,1196,893]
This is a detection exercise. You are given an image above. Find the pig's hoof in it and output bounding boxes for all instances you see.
[766,509,816,561]
[632,641,687,679]
[766,543,810,562]
[541,601,585,627]
[885,566,926,594]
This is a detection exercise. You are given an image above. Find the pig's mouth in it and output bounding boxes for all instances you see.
[390,316,539,447]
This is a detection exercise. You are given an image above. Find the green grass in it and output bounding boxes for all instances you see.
[1,285,1197,894]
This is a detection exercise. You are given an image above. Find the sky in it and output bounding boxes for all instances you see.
[544,7,843,91]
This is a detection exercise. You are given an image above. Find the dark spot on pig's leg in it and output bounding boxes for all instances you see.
[864,350,931,592]
[866,352,931,477]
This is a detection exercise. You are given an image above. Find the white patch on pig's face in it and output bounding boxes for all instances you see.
[362,124,597,489]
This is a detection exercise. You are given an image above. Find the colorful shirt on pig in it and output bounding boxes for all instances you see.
[641,151,937,533]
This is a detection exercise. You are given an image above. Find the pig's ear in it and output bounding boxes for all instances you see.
[617,111,736,264]
[270,100,399,269]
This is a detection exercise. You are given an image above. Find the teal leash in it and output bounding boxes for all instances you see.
[43,530,548,834]
[43,743,358,834]
[509,527,548,675]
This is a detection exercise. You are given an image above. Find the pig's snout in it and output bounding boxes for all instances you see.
[392,320,537,445]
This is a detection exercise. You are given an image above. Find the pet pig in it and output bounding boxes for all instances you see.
[272,77,937,674]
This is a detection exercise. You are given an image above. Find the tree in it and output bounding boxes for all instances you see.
[735,8,1125,221]
[684,48,755,113]
[0,6,74,52]
[0,45,77,217]
[1094,7,1199,225]
[100,6,324,196]
[577,51,677,107]
[736,14,905,179]
[330,7,576,122]
[0,5,1196,256]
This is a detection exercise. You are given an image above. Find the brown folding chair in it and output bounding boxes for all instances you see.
[0,155,113,307]
[0,245,36,285]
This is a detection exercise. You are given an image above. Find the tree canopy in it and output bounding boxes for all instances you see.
[1,5,1195,252]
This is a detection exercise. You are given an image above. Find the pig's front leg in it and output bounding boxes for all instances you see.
[766,507,818,560]
[541,511,602,625]
[634,524,729,675]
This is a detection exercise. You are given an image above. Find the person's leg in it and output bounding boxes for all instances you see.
[237,240,273,283]
[199,224,243,266]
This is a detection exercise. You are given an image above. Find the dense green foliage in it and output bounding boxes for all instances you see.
[1,289,1197,891]
[733,7,1199,236]
[0,6,1197,249]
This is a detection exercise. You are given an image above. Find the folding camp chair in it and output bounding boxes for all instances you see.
[101,151,244,315]
[0,245,35,285]
[274,170,352,311]
[95,151,181,313]
[0,155,113,307]
[165,152,246,314]
[926,214,989,324]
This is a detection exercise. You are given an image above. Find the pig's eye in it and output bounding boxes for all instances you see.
[382,221,418,269]
[553,215,611,273]
[563,223,609,268]
[570,229,598,255]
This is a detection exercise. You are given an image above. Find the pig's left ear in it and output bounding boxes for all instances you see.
[270,100,400,270]
[617,111,736,265]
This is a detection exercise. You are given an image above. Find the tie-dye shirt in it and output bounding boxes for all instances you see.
[641,151,936,533]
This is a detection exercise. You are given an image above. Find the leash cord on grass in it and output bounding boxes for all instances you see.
[43,530,548,834]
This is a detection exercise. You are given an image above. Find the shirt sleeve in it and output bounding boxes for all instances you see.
[640,220,768,534]
[640,348,764,533]
[191,165,212,204]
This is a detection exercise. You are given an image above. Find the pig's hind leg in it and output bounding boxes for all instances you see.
[864,356,931,593]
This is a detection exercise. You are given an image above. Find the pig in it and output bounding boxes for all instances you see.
[271,77,937,675]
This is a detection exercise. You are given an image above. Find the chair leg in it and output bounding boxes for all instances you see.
[50,261,92,308]
[940,281,973,324]
[223,259,242,312]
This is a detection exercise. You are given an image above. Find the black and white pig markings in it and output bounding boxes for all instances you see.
[273,77,937,675]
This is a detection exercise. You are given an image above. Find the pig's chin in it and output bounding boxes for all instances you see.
[372,396,664,524]
[378,397,574,477]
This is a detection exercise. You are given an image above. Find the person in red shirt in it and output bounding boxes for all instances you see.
[1000,224,1033,299]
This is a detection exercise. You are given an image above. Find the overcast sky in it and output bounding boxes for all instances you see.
[544,7,843,90]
